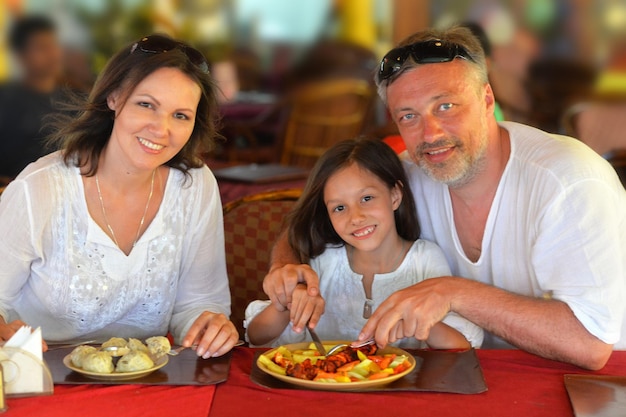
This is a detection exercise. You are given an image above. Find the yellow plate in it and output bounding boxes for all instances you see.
[257,341,416,391]
[63,353,168,381]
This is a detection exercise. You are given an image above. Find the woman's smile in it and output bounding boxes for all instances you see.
[137,137,165,152]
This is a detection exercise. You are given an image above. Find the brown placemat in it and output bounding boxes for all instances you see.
[250,349,487,393]
[565,374,626,417]
[44,347,231,385]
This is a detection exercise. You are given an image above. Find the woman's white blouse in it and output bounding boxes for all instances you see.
[0,152,230,344]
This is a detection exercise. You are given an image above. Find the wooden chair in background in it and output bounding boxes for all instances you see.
[220,77,375,169]
[526,58,596,134]
[222,189,302,339]
[278,78,374,169]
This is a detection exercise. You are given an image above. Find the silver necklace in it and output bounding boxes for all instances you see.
[95,169,155,250]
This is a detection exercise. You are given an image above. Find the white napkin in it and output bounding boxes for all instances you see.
[4,326,43,360]
[1,326,44,394]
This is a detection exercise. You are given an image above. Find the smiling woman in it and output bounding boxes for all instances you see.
[0,34,238,360]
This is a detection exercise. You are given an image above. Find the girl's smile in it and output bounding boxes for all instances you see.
[352,225,377,239]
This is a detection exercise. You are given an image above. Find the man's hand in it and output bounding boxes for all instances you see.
[183,312,239,359]
[358,275,613,370]
[288,284,325,333]
[358,278,453,347]
[263,264,320,311]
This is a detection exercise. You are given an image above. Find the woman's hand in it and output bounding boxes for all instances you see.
[0,319,27,343]
[182,312,238,359]
[263,264,320,311]
[288,284,325,333]
[0,319,48,351]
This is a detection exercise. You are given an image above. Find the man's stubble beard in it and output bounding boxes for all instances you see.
[411,121,489,189]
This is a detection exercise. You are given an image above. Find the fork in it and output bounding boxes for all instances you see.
[168,340,245,356]
[326,338,376,356]
[168,345,196,356]
[47,340,97,350]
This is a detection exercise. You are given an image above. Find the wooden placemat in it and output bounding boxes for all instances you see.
[45,347,231,385]
[250,349,487,393]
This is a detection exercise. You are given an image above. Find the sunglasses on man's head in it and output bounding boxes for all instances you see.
[378,39,475,81]
[130,35,210,73]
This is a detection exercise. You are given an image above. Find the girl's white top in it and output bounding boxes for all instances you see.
[245,240,483,348]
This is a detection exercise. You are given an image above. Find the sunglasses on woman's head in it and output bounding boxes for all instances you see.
[130,35,210,73]
[378,39,475,81]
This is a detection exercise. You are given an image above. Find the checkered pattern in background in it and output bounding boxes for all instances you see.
[224,199,297,338]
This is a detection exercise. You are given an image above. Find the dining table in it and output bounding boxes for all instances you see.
[4,347,626,416]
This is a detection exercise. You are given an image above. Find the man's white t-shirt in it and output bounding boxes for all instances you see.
[406,121,626,349]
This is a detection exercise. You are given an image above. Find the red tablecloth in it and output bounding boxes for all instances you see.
[5,349,626,416]
[210,348,626,417]
[6,383,215,416]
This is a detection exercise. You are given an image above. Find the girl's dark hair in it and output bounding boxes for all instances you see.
[288,137,420,263]
[49,34,220,177]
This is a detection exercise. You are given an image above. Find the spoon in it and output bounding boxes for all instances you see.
[99,346,128,355]
[99,345,129,366]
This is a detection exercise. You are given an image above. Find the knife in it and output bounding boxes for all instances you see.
[307,325,327,356]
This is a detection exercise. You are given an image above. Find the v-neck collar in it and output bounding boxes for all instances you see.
[444,134,515,266]
[76,167,172,258]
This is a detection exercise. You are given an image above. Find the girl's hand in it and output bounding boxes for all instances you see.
[182,312,239,359]
[288,284,325,333]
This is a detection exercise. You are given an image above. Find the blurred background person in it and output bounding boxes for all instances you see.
[0,15,65,179]
[562,37,626,170]
[461,21,505,122]
[211,59,240,104]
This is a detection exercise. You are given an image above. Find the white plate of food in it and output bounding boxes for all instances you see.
[256,340,416,391]
[63,336,171,381]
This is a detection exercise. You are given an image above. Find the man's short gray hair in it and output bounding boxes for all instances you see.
[375,26,488,104]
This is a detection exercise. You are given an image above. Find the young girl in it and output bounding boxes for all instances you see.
[245,138,483,349]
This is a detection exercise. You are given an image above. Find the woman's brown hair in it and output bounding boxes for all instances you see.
[288,137,420,263]
[49,34,220,177]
